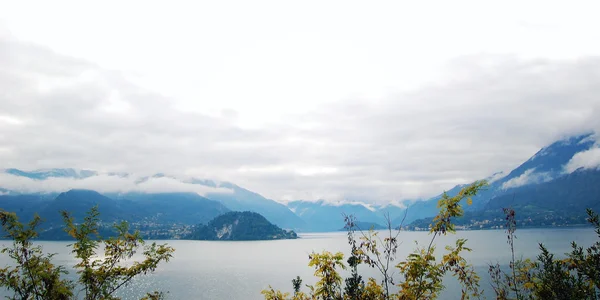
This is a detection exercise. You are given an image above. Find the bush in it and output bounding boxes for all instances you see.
[262,181,487,300]
[0,206,174,300]
[263,181,600,300]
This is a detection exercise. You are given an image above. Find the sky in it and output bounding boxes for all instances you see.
[1,0,600,203]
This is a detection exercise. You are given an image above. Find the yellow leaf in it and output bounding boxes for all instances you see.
[466,198,473,206]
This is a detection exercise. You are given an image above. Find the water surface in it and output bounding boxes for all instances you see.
[0,228,596,299]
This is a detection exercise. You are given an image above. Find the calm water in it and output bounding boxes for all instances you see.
[0,228,597,299]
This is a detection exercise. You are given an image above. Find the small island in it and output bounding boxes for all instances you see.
[187,211,298,241]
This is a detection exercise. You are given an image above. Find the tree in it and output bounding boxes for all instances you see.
[343,211,405,299]
[309,251,346,300]
[262,181,487,300]
[292,276,303,296]
[488,207,536,300]
[0,212,73,300]
[395,180,486,300]
[0,206,174,300]
[489,207,600,300]
[343,215,365,299]
[262,181,600,300]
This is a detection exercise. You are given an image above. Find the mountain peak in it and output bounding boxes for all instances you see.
[529,132,595,162]
[497,132,596,189]
[5,168,98,180]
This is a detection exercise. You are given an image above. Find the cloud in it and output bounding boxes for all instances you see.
[487,172,506,184]
[1,36,600,204]
[379,202,408,210]
[328,200,377,212]
[564,147,600,173]
[0,173,233,196]
[501,168,553,190]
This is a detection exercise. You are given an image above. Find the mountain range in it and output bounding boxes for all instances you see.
[404,133,600,229]
[1,132,599,233]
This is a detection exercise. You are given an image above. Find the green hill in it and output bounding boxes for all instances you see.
[187,211,298,241]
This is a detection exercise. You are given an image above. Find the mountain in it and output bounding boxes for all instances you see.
[40,190,229,226]
[0,194,51,222]
[40,189,122,225]
[4,168,97,180]
[497,134,595,186]
[285,200,408,232]
[0,168,298,236]
[405,133,600,229]
[1,169,305,230]
[483,168,600,215]
[373,203,409,223]
[187,211,297,240]
[409,169,600,230]
[287,200,385,232]
[396,133,598,226]
[195,180,307,230]
[395,184,467,225]
[114,192,230,225]
[0,188,230,239]
[2,132,598,233]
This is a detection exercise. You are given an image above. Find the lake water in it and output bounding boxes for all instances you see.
[0,228,597,299]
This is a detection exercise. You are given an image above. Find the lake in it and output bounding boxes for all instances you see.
[0,228,597,299]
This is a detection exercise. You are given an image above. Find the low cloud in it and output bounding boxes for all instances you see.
[0,173,233,196]
[564,147,600,173]
[2,36,600,203]
[487,172,506,184]
[328,200,377,212]
[502,168,553,190]
[380,202,408,210]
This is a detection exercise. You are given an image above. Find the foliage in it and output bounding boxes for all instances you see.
[344,215,365,299]
[489,207,600,300]
[0,211,73,299]
[262,179,600,300]
[262,181,487,300]
[565,208,600,294]
[262,287,292,300]
[293,276,303,296]
[308,251,346,299]
[488,258,536,300]
[532,244,590,299]
[347,211,403,298]
[62,206,175,299]
[362,278,385,300]
[395,180,487,300]
[0,206,174,300]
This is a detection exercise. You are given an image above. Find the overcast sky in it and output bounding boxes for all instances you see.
[1,0,600,203]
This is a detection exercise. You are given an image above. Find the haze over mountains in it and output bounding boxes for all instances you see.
[1,132,599,232]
